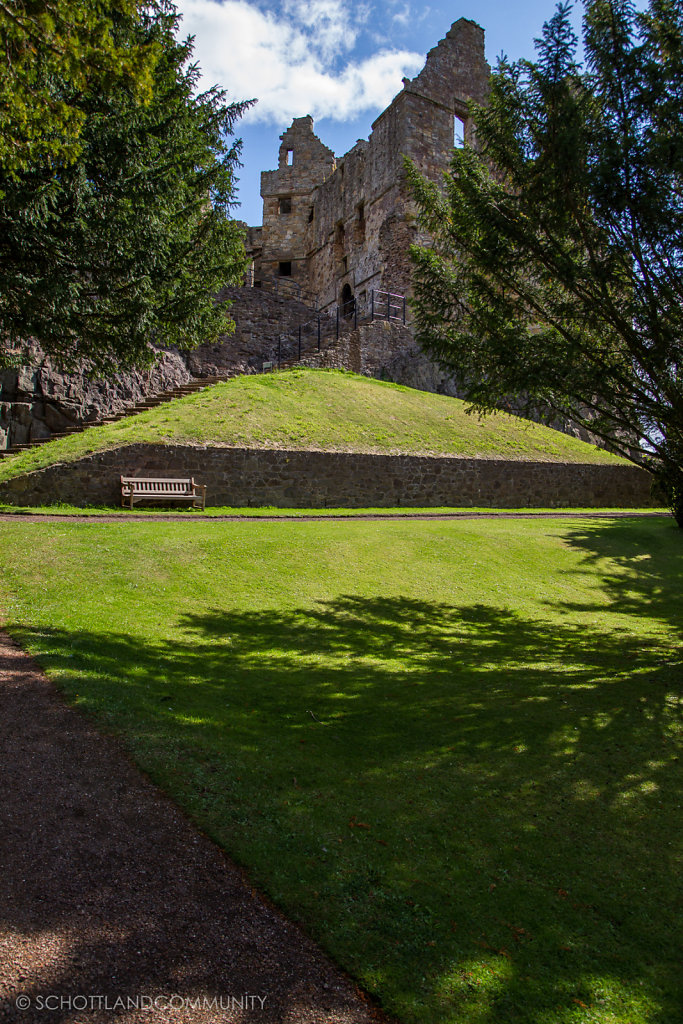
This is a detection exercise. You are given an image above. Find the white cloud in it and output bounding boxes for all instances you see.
[391,3,411,26]
[176,0,424,124]
[281,0,358,58]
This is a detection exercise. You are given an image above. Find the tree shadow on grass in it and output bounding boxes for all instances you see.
[557,516,683,636]
[7,566,682,1023]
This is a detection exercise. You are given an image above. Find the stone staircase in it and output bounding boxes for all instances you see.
[267,288,408,371]
[0,374,229,457]
[0,288,409,457]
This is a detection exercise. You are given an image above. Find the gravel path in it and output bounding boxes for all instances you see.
[0,510,670,524]
[0,634,390,1024]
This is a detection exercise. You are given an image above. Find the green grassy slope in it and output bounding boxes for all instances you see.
[0,516,679,1024]
[0,369,625,483]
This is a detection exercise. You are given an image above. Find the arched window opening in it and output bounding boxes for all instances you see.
[340,283,354,320]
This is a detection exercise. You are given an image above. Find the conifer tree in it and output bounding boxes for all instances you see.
[0,0,158,174]
[408,0,683,524]
[0,0,251,373]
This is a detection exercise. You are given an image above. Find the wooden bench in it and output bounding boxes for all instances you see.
[120,477,207,510]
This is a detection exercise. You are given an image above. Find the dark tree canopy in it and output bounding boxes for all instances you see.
[408,0,683,524]
[0,0,251,374]
[0,0,158,174]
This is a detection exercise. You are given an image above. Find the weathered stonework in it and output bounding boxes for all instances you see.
[185,286,318,377]
[0,344,191,449]
[0,444,655,510]
[248,18,489,312]
[298,320,468,396]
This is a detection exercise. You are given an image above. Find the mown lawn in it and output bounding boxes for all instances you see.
[0,516,680,1024]
[0,369,625,484]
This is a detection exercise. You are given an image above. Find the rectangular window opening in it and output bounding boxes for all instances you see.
[454,116,465,148]
[278,261,292,277]
[355,201,366,241]
[279,197,292,214]
[286,149,294,165]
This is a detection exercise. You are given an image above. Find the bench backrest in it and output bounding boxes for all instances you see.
[121,477,195,495]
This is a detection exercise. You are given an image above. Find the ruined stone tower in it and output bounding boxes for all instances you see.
[247,18,490,312]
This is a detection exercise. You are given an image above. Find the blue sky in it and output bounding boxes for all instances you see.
[173,1,596,224]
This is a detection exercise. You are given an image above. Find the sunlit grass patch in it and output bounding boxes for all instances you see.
[0,515,679,1023]
[0,369,626,484]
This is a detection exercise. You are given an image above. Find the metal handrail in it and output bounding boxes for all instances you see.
[253,274,303,300]
[263,288,407,371]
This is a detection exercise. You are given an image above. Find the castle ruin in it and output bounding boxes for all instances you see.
[246,17,490,313]
[1,18,493,447]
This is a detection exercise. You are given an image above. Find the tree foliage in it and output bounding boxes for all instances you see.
[0,0,251,374]
[408,0,683,524]
[0,0,158,174]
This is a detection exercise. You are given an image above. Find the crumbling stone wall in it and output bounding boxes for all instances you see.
[249,18,490,313]
[185,286,317,377]
[257,116,335,300]
[296,320,466,397]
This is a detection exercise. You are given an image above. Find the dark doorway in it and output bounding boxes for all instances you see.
[340,283,354,320]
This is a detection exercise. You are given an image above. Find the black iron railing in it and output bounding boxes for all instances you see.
[253,274,303,300]
[263,289,407,371]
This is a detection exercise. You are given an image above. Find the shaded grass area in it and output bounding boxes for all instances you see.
[0,370,625,484]
[0,517,680,1024]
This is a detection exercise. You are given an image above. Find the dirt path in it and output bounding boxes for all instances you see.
[0,634,390,1024]
[0,510,670,524]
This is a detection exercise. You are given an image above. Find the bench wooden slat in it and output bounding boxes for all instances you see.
[120,476,206,510]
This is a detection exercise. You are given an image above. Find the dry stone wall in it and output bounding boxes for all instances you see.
[0,443,655,510]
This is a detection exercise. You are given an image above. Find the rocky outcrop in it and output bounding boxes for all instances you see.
[0,344,191,449]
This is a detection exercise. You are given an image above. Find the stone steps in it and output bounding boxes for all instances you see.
[1,374,230,456]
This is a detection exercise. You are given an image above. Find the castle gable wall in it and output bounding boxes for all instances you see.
[251,18,490,312]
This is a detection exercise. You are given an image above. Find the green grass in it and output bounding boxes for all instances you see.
[0,369,626,484]
[0,502,665,518]
[0,516,680,1024]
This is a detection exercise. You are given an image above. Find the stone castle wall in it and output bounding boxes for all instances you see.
[0,443,655,510]
[0,19,498,449]
[250,18,490,312]
[185,286,318,377]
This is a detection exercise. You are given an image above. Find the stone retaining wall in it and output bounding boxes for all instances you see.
[185,286,317,378]
[0,444,655,509]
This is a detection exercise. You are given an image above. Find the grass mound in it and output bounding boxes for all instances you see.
[0,369,625,483]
